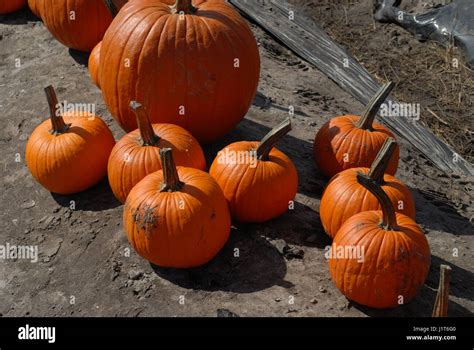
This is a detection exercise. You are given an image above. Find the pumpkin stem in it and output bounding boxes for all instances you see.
[160,148,184,192]
[368,137,397,183]
[44,86,70,135]
[356,173,398,230]
[356,82,395,130]
[256,118,292,161]
[172,0,197,14]
[432,265,452,317]
[130,101,160,146]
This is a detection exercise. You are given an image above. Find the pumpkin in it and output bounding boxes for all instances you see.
[329,173,430,309]
[0,0,26,14]
[123,148,231,268]
[99,0,261,143]
[209,119,298,222]
[87,1,130,88]
[108,101,206,204]
[27,0,40,17]
[320,138,415,238]
[25,86,116,194]
[314,82,399,178]
[38,0,114,52]
[88,41,102,88]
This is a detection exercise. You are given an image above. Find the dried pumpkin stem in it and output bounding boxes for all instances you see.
[356,173,398,230]
[356,82,395,130]
[256,118,292,161]
[368,137,397,183]
[172,0,197,14]
[432,264,452,317]
[44,86,69,135]
[130,101,160,146]
[160,148,184,192]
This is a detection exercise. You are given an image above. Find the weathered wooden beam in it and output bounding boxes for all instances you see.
[230,0,473,176]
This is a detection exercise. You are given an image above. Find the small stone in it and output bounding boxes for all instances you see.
[38,215,49,223]
[128,270,143,281]
[275,298,282,303]
[319,286,327,293]
[217,309,239,318]
[310,298,318,304]
[20,199,36,209]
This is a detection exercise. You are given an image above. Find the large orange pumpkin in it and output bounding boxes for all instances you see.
[314,82,399,178]
[329,173,430,309]
[108,101,206,204]
[99,0,261,143]
[209,119,298,223]
[26,86,116,194]
[88,41,102,88]
[0,0,26,14]
[320,138,415,238]
[123,148,231,268]
[38,0,113,52]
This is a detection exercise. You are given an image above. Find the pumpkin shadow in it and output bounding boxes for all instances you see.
[151,227,293,293]
[51,178,122,211]
[68,48,90,67]
[245,201,330,249]
[411,188,473,236]
[351,254,474,317]
[0,7,40,24]
[202,117,326,199]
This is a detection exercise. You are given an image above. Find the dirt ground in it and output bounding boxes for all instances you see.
[301,0,474,163]
[0,3,473,317]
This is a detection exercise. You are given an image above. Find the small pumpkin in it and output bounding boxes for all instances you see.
[0,0,26,14]
[99,0,260,143]
[26,86,116,194]
[124,148,231,268]
[88,41,102,88]
[329,173,430,309]
[320,138,415,238]
[38,0,114,52]
[108,101,206,204]
[209,119,298,223]
[314,82,399,178]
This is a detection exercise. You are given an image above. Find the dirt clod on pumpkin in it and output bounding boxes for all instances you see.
[132,205,159,238]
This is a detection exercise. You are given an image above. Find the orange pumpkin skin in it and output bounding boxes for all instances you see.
[320,167,415,238]
[0,0,26,14]
[314,115,399,178]
[89,41,102,88]
[39,0,113,52]
[99,0,260,143]
[108,123,206,204]
[123,167,231,268]
[209,141,298,223]
[26,114,116,194]
[27,0,40,17]
[329,211,430,309]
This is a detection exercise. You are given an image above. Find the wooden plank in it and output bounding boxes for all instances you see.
[230,0,473,176]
